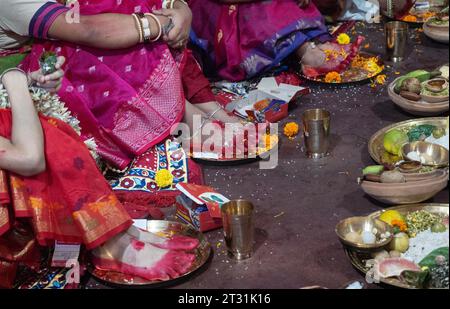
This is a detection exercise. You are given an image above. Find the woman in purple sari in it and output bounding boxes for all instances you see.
[189,0,331,81]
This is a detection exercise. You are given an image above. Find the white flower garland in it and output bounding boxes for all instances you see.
[0,84,99,163]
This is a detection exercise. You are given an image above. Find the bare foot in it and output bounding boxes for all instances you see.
[297,42,327,68]
[127,225,199,251]
[92,229,196,281]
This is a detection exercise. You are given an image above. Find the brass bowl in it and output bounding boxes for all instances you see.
[398,160,422,173]
[402,141,449,167]
[335,217,393,252]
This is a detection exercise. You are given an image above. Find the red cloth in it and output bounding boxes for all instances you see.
[182,49,216,104]
[0,109,133,249]
[112,140,204,220]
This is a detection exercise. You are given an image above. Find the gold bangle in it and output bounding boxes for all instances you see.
[132,13,144,43]
[145,13,162,42]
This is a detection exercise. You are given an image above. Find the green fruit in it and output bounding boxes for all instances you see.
[432,127,446,139]
[405,69,431,82]
[363,165,385,176]
[395,70,442,93]
[431,223,446,233]
[384,129,409,156]
[388,232,410,253]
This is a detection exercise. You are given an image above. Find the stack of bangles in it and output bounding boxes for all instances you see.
[132,12,162,44]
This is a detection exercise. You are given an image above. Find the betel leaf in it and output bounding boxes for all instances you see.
[407,125,436,142]
[419,247,449,268]
[400,270,430,288]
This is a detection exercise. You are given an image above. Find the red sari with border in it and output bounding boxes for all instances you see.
[0,108,133,287]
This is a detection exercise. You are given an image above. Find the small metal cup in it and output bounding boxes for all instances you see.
[221,200,255,260]
[301,109,331,159]
[385,21,409,62]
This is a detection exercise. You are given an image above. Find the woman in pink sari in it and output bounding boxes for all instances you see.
[189,0,366,81]
[21,0,191,170]
[189,0,332,81]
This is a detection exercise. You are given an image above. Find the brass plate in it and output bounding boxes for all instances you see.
[88,220,212,287]
[367,117,448,167]
[345,203,449,289]
[302,52,384,85]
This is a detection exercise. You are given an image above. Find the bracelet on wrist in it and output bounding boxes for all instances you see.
[144,13,163,42]
[0,68,27,85]
[132,13,144,43]
[136,12,152,43]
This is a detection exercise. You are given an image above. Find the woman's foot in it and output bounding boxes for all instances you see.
[299,36,365,78]
[297,42,327,68]
[92,229,197,281]
[127,225,199,251]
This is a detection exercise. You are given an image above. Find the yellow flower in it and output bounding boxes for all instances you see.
[283,122,299,139]
[337,33,351,45]
[375,74,387,85]
[324,71,342,83]
[155,169,174,188]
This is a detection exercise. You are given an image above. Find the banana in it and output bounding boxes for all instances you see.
[362,165,385,176]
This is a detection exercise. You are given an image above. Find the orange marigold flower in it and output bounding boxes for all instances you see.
[324,71,342,83]
[403,15,418,22]
[392,219,408,232]
[375,74,387,85]
[283,122,299,139]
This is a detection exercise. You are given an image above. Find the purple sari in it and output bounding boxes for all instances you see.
[189,0,330,81]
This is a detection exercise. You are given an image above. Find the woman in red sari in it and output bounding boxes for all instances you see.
[0,68,199,288]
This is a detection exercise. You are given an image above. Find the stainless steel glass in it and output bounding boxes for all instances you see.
[302,109,331,158]
[385,21,409,62]
[221,200,255,260]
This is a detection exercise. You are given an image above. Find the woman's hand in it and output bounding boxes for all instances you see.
[154,1,193,49]
[28,56,65,93]
[298,0,310,8]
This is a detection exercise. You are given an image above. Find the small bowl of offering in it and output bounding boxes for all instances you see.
[335,217,393,252]
[420,78,449,103]
[401,141,449,168]
[398,160,423,173]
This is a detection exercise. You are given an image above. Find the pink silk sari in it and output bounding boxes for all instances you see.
[189,0,329,81]
[23,0,186,170]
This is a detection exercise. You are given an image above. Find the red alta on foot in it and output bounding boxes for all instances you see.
[92,228,197,281]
